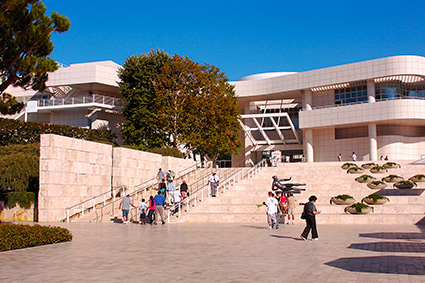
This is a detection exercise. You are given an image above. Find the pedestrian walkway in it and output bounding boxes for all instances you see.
[0,222,424,282]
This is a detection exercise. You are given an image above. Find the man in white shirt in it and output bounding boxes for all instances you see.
[138,198,148,225]
[264,191,278,229]
[208,172,220,197]
[173,187,182,213]
[167,179,176,204]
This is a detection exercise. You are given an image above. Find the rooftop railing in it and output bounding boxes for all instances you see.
[37,95,123,109]
[300,96,425,111]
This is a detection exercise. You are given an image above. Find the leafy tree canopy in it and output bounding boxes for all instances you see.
[118,49,241,160]
[0,0,70,95]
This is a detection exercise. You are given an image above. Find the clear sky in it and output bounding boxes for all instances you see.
[43,0,425,81]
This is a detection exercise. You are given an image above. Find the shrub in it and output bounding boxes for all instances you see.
[383,162,401,169]
[341,163,358,170]
[355,175,376,183]
[0,144,39,193]
[148,146,184,158]
[0,224,72,252]
[332,194,354,201]
[3,192,35,209]
[361,163,378,169]
[0,118,112,146]
[362,193,389,204]
[345,202,374,213]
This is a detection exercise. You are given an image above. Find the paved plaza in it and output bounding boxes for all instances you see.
[1,222,425,282]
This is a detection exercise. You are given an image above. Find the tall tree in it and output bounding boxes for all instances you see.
[118,50,172,149]
[118,50,241,159]
[0,0,71,95]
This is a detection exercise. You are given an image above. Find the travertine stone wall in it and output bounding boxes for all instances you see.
[112,148,196,189]
[39,134,113,222]
[112,147,162,189]
[39,134,196,222]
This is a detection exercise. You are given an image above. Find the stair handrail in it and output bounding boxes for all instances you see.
[91,159,208,222]
[166,159,267,222]
[65,185,126,222]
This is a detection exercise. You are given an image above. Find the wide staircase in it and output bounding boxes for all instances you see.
[176,161,425,225]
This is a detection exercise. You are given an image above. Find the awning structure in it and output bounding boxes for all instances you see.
[239,112,301,146]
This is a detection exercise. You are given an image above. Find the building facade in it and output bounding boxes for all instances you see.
[5,56,425,164]
[233,55,425,164]
[5,61,125,143]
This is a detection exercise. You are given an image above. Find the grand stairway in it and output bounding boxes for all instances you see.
[176,161,425,224]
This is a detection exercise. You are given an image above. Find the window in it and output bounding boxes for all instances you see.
[334,85,367,105]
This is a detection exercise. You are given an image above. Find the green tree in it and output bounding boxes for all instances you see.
[0,0,71,95]
[118,50,241,160]
[0,92,24,115]
[118,50,171,149]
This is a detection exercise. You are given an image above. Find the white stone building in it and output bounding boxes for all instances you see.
[5,56,425,164]
[233,55,425,164]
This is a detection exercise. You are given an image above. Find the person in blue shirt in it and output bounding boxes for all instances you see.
[153,191,166,225]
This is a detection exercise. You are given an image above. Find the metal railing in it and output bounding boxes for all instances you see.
[166,159,267,223]
[300,96,425,111]
[65,185,126,222]
[37,94,123,108]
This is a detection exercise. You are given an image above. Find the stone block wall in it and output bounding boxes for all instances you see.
[38,134,196,222]
[39,134,113,222]
[112,147,162,189]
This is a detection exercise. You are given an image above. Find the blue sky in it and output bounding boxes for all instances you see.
[43,0,425,81]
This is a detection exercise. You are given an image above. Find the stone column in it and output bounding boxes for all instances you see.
[304,89,312,110]
[367,80,376,103]
[306,129,314,162]
[368,123,377,161]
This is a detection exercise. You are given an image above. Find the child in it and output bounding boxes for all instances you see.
[264,191,279,229]
[138,198,148,225]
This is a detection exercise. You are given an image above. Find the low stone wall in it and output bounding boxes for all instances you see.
[0,205,34,222]
[38,134,196,222]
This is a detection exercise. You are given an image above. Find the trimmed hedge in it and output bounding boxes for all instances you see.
[3,192,35,209]
[0,144,39,193]
[0,118,112,146]
[0,224,73,252]
[148,146,184,158]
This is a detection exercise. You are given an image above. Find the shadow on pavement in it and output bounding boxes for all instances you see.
[269,235,302,241]
[359,232,425,240]
[375,189,425,196]
[348,242,425,253]
[325,256,425,275]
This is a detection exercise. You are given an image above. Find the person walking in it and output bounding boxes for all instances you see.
[166,179,176,204]
[138,198,148,225]
[337,153,342,161]
[351,152,357,162]
[146,196,155,225]
[208,172,220,197]
[173,187,182,213]
[119,194,136,224]
[180,180,189,200]
[300,195,321,241]
[286,192,297,225]
[264,191,279,229]
[156,168,165,188]
[153,191,166,225]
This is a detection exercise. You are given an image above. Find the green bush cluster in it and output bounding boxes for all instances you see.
[0,118,112,146]
[148,146,184,158]
[0,224,73,252]
[3,192,35,209]
[0,144,39,194]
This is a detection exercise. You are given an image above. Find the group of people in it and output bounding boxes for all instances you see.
[156,168,189,208]
[264,191,297,229]
[118,168,191,225]
[264,191,320,241]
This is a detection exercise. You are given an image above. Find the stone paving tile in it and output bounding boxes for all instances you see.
[0,223,425,282]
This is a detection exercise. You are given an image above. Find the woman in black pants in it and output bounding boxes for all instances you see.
[301,195,321,241]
